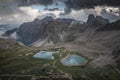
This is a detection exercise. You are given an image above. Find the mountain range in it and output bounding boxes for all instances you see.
[3,15,120,54]
[1,14,120,67]
[0,14,120,80]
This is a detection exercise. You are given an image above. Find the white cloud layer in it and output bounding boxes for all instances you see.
[0,6,119,24]
[59,6,120,22]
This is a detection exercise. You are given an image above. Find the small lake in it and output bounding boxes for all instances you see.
[61,54,88,66]
[33,51,59,60]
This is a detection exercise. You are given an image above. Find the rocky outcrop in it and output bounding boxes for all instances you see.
[4,28,17,36]
[86,14,109,29]
[97,20,120,31]
[16,16,78,45]
[87,14,95,24]
[87,14,109,25]
[16,16,53,45]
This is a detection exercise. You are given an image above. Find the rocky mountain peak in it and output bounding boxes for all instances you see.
[96,16,109,24]
[87,14,95,23]
[4,14,120,47]
[16,16,53,45]
[97,20,120,31]
[87,14,109,25]
[33,16,53,24]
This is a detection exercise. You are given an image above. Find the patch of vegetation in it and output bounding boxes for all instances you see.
[0,46,119,80]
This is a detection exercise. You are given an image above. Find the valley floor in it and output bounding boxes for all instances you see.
[0,44,120,80]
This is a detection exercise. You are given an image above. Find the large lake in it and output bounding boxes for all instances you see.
[61,54,88,66]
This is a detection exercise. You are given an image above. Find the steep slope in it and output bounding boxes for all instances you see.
[16,17,84,46]
[74,15,120,50]
[16,17,53,45]
[97,20,120,31]
[4,14,120,52]
[89,20,120,51]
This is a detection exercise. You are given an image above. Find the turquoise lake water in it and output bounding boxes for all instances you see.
[61,54,88,66]
[33,51,55,60]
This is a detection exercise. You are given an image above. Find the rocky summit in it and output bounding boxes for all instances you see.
[15,16,77,46]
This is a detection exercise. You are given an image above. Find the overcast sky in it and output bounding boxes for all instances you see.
[0,0,120,24]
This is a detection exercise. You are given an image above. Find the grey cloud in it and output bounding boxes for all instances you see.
[0,0,21,16]
[101,9,120,22]
[65,0,120,9]
[0,0,54,16]
[0,0,120,24]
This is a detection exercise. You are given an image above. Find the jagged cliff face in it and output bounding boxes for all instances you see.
[92,20,120,51]
[16,17,53,45]
[5,14,120,52]
[87,14,109,25]
[87,19,120,51]
[16,17,81,46]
